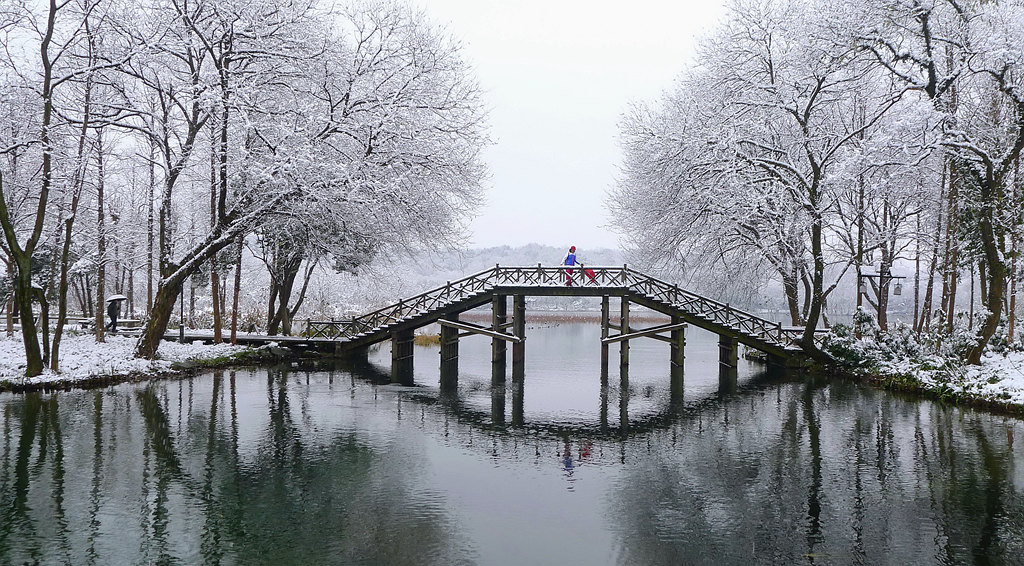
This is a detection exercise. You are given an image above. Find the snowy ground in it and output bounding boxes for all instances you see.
[922,351,1024,406]
[0,332,249,386]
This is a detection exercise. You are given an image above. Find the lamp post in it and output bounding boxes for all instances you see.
[179,290,184,341]
[858,272,906,328]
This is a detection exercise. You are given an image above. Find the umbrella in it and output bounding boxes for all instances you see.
[106,294,128,302]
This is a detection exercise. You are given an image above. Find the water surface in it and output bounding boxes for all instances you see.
[1,321,1023,565]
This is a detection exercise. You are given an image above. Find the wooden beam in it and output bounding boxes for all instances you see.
[602,321,688,345]
[438,318,522,343]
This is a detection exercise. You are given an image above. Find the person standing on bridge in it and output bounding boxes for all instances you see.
[563,246,580,286]
[562,246,596,286]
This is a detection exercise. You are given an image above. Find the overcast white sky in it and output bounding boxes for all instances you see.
[412,0,728,251]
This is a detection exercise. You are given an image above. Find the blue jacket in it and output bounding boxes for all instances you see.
[563,252,578,266]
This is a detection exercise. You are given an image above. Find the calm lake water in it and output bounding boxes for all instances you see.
[2,319,1024,565]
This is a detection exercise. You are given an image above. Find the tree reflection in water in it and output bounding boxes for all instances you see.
[0,364,1023,564]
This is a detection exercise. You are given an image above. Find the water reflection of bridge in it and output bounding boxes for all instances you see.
[308,266,808,387]
[334,355,784,439]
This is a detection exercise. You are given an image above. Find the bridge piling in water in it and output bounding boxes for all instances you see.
[492,295,507,383]
[719,335,738,391]
[391,329,414,385]
[440,314,459,389]
[671,314,685,381]
[512,295,526,381]
[600,296,610,379]
[620,298,630,368]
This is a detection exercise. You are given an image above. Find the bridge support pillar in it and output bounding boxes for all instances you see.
[600,296,610,382]
[391,329,414,385]
[619,297,630,368]
[670,315,685,401]
[440,315,459,390]
[511,378,524,427]
[512,295,526,381]
[492,295,507,384]
[719,335,738,393]
[491,385,506,425]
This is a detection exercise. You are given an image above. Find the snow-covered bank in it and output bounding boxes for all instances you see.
[0,333,252,388]
[821,314,1024,413]
[864,350,1024,408]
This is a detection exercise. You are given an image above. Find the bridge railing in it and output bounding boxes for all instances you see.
[307,266,503,340]
[307,265,818,350]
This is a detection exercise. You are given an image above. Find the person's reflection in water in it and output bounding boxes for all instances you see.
[561,436,576,489]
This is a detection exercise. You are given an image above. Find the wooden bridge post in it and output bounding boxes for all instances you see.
[600,295,610,383]
[511,377,525,427]
[440,314,459,389]
[671,315,685,401]
[619,297,630,368]
[491,385,506,425]
[719,335,738,392]
[512,294,526,381]
[391,329,415,385]
[492,294,507,383]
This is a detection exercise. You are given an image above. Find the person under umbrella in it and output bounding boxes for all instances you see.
[105,295,127,331]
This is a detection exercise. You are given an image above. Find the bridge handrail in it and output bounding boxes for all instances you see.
[309,265,817,349]
[308,266,502,340]
[616,268,791,346]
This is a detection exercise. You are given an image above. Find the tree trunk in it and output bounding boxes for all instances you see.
[5,259,12,337]
[230,235,242,344]
[944,162,960,334]
[1011,238,1018,345]
[35,286,49,365]
[52,214,79,371]
[134,275,186,359]
[913,213,921,331]
[210,127,222,342]
[782,271,801,325]
[802,217,826,352]
[147,137,155,315]
[13,260,43,376]
[268,266,298,336]
[979,259,988,308]
[95,131,105,343]
[969,264,975,330]
[966,177,1007,364]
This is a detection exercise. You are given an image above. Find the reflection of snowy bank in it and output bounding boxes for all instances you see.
[0,333,253,390]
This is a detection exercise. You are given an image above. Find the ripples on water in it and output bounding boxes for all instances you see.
[1,321,1023,565]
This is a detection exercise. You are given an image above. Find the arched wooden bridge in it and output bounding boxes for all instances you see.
[306,265,808,385]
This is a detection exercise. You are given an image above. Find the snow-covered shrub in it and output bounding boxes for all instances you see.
[821,321,876,369]
[938,311,984,359]
[852,306,879,339]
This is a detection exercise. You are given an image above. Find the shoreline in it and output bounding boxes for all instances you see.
[4,327,1024,419]
[0,334,324,394]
